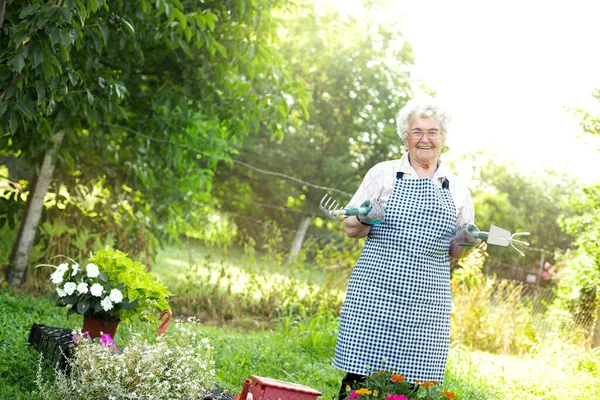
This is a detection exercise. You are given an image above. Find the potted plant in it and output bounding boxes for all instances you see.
[40,248,172,338]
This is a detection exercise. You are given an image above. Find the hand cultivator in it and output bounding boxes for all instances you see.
[452,224,530,256]
[319,194,530,256]
[319,194,382,220]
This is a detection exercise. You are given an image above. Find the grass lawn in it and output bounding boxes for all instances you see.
[1,241,599,399]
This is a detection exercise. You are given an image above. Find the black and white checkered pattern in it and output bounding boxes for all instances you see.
[333,176,456,383]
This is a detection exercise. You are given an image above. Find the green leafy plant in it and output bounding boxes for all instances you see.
[39,248,172,324]
[345,370,456,400]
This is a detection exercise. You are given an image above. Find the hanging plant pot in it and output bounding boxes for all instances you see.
[82,316,120,339]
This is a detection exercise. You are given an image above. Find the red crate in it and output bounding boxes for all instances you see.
[236,375,322,400]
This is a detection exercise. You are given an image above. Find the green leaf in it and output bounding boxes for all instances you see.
[0,67,10,81]
[0,102,7,118]
[5,86,16,100]
[9,112,19,134]
[77,299,91,315]
[121,19,135,37]
[57,7,72,24]
[19,5,39,18]
[91,31,102,54]
[12,30,29,46]
[214,41,227,58]
[206,12,217,31]
[59,30,72,47]
[9,54,25,73]
[121,299,139,311]
[68,70,78,85]
[18,99,35,118]
[65,0,75,10]
[86,89,94,105]
[36,85,46,102]
[87,0,99,13]
[62,295,79,305]
[41,60,54,81]
[49,28,60,47]
[59,45,70,62]
[98,272,108,282]
[32,46,44,68]
[35,8,53,28]
[171,8,187,28]
[98,24,109,45]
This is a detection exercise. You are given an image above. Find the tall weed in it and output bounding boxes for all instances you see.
[451,272,538,355]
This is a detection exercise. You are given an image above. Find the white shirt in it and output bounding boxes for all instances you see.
[346,152,475,227]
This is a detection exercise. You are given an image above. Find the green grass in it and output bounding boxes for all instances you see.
[0,290,81,400]
[4,288,600,399]
[2,240,600,399]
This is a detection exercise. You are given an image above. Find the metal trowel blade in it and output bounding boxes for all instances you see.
[487,225,511,246]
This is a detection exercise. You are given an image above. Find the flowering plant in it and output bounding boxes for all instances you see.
[35,318,216,399]
[345,370,456,400]
[40,248,172,324]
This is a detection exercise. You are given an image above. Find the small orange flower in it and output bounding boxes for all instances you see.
[390,374,405,383]
[432,380,439,385]
[356,388,372,395]
[422,381,434,389]
[443,391,456,399]
[415,379,422,384]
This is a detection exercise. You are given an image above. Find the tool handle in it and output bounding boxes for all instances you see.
[343,206,372,216]
[451,226,489,240]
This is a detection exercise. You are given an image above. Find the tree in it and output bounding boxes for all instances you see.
[211,0,414,253]
[460,152,575,277]
[1,0,307,285]
[554,89,600,346]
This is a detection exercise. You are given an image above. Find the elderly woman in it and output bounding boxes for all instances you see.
[333,97,479,398]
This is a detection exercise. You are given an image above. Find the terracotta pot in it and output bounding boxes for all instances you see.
[82,316,120,339]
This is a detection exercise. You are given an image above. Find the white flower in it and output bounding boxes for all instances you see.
[50,263,69,285]
[86,263,100,278]
[72,263,80,276]
[63,282,77,296]
[90,283,104,297]
[56,287,67,297]
[109,289,123,304]
[100,297,113,312]
[57,262,69,273]
[77,282,89,294]
[50,270,65,284]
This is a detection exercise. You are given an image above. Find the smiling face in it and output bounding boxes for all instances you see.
[406,115,445,167]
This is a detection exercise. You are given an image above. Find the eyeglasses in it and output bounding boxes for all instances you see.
[409,130,442,139]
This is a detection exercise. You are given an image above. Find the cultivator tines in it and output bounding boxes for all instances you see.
[319,194,345,220]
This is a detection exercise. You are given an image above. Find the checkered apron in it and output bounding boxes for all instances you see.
[333,172,456,383]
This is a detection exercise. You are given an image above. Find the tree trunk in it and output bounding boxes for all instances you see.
[6,131,65,286]
[592,303,600,348]
[0,0,7,29]
[288,216,312,261]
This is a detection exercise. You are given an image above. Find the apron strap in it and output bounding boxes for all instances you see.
[396,171,450,190]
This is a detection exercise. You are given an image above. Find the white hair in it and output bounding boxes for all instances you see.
[396,97,451,143]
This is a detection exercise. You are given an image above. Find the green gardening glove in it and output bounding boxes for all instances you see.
[356,199,385,225]
[452,223,482,248]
